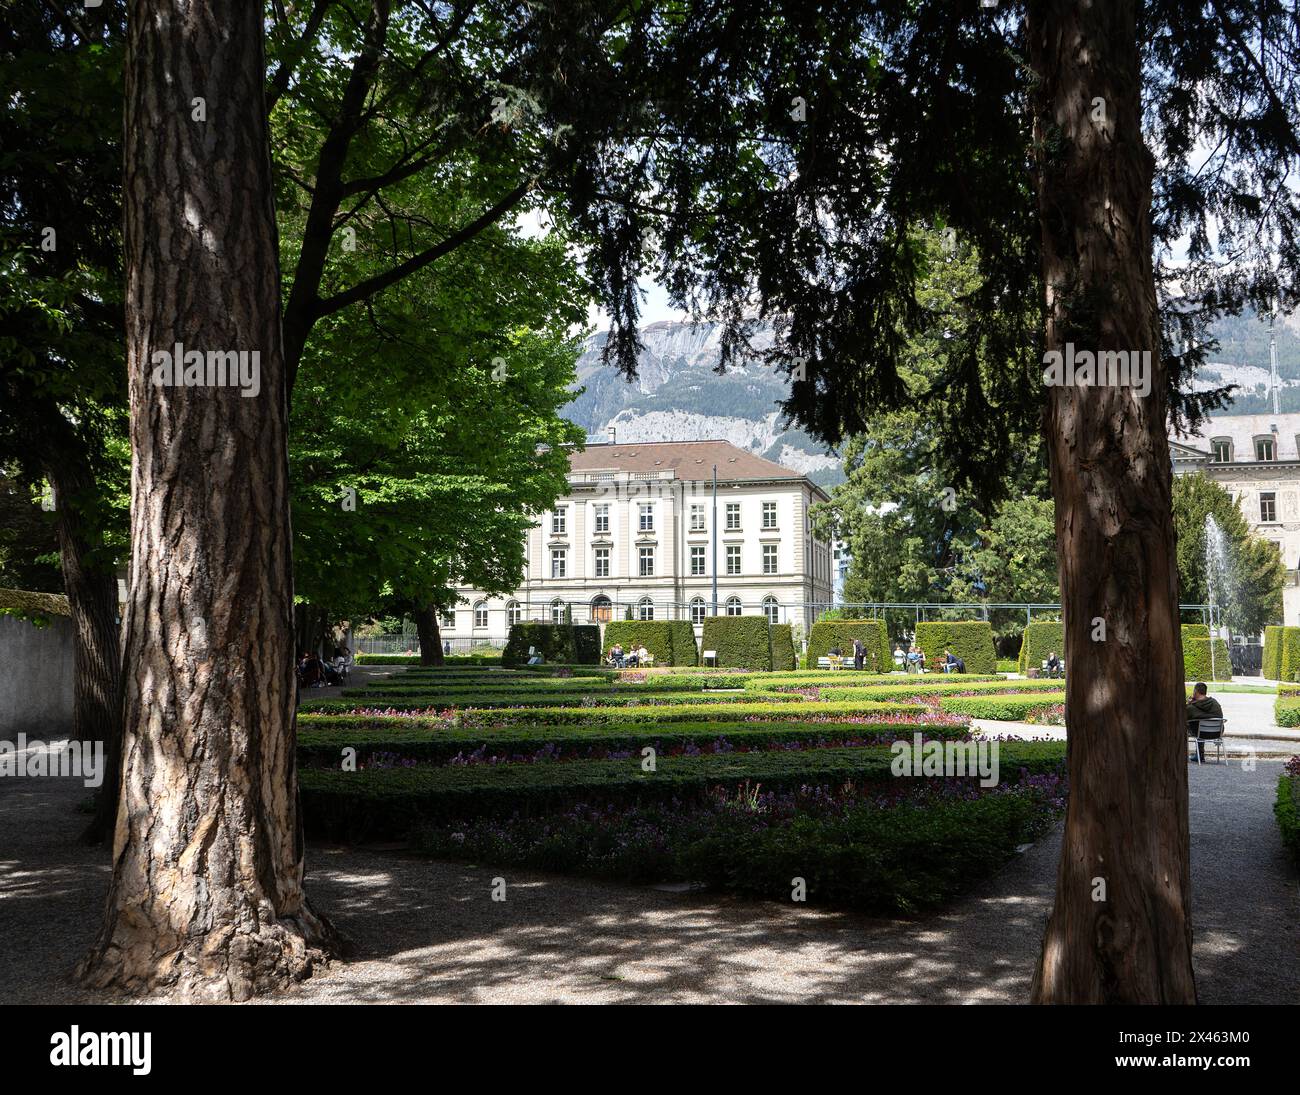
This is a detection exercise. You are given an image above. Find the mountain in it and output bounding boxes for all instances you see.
[561,310,1300,487]
[563,321,844,487]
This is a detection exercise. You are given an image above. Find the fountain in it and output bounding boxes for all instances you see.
[1203,514,1234,679]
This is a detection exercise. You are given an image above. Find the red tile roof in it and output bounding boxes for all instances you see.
[569,440,815,484]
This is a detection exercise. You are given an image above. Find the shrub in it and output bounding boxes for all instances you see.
[1276,767,1300,866]
[1182,637,1232,682]
[501,623,600,667]
[1017,621,1063,674]
[1181,623,1210,639]
[914,622,997,673]
[804,619,891,671]
[1275,695,1300,727]
[669,620,699,666]
[769,623,797,671]
[299,741,1067,838]
[819,678,1066,703]
[702,615,773,671]
[1263,625,1284,680]
[602,621,674,665]
[939,692,1065,720]
[1283,628,1300,683]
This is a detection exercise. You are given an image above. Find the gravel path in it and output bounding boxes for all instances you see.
[1,751,1295,1004]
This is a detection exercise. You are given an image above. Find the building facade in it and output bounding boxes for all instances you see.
[1171,412,1300,625]
[449,439,835,645]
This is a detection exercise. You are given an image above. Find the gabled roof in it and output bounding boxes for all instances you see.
[570,440,812,483]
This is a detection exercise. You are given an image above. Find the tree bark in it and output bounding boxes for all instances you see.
[1027,0,1196,1002]
[45,452,125,845]
[413,603,445,666]
[78,0,339,999]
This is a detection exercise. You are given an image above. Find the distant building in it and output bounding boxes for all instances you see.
[449,438,835,644]
[1171,412,1300,625]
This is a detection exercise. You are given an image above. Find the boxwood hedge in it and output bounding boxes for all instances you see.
[769,623,797,671]
[803,619,891,671]
[701,615,773,671]
[1182,637,1232,682]
[1276,770,1300,866]
[939,692,1065,720]
[501,623,600,667]
[299,740,1068,838]
[1263,625,1284,680]
[601,620,698,666]
[1017,621,1063,674]
[913,621,997,673]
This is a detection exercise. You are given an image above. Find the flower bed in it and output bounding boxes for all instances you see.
[412,766,1066,913]
[299,740,1068,839]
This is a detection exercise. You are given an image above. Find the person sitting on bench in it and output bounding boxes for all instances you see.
[1186,682,1224,763]
[1045,651,1062,679]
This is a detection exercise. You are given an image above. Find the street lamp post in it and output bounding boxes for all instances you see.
[711,464,718,617]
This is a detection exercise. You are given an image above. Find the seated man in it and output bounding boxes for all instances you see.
[1045,651,1062,679]
[608,643,625,668]
[944,649,965,674]
[636,644,653,667]
[1186,682,1224,763]
[827,644,844,669]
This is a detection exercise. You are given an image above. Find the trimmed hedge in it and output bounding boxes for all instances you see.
[355,653,503,665]
[1017,621,1063,674]
[913,622,997,673]
[300,740,1068,838]
[819,678,1067,703]
[1263,626,1284,681]
[299,697,928,726]
[701,615,772,671]
[501,623,600,667]
[939,692,1065,720]
[1182,637,1232,682]
[769,623,797,671]
[296,717,973,768]
[1276,771,1300,866]
[803,619,891,671]
[1275,694,1300,727]
[1283,628,1300,683]
[1181,623,1210,639]
[744,672,1003,691]
[601,620,697,666]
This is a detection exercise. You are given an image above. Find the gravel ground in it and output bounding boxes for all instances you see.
[1,751,1295,1004]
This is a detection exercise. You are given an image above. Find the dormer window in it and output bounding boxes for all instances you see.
[1211,438,1232,463]
[1255,436,1277,462]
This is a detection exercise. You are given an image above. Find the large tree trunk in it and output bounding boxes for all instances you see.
[78,0,338,999]
[46,453,125,845]
[1027,0,1196,1002]
[413,603,445,666]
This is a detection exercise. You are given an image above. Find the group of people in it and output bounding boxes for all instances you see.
[297,646,351,689]
[826,638,875,670]
[606,642,652,668]
[891,643,929,672]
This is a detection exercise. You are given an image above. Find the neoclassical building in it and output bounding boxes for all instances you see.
[448,438,835,645]
[1171,412,1300,624]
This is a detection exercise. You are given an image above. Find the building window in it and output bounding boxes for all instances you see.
[637,597,655,621]
[506,601,522,626]
[1256,436,1277,462]
[594,547,610,578]
[726,545,741,575]
[763,596,780,624]
[762,544,778,574]
[762,501,777,529]
[639,546,655,576]
[725,502,741,530]
[594,503,610,534]
[639,503,654,532]
[725,596,743,616]
[551,548,567,578]
[690,597,707,624]
[591,596,612,623]
[1211,438,1232,463]
[551,507,567,535]
[1261,491,1278,523]
[690,503,706,532]
[551,600,566,625]
[473,602,488,629]
[690,545,706,576]
[440,608,456,629]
